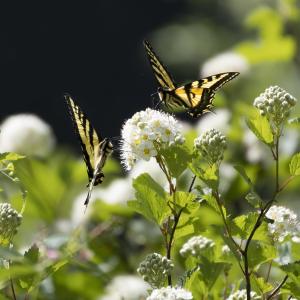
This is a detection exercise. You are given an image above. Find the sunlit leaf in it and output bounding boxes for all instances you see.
[128,173,170,225]
[246,114,273,145]
[290,153,300,175]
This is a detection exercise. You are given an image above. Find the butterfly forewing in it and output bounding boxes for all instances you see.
[143,40,176,90]
[64,94,102,182]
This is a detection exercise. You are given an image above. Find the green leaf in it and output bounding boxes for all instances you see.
[231,212,259,240]
[19,245,40,290]
[246,113,273,145]
[248,241,276,268]
[290,153,300,175]
[245,191,262,208]
[252,276,273,293]
[234,165,262,208]
[0,152,25,162]
[160,144,193,178]
[234,165,253,187]
[281,262,300,281]
[172,191,196,208]
[190,162,219,190]
[198,257,230,289]
[128,173,170,225]
[24,244,39,264]
[175,202,200,240]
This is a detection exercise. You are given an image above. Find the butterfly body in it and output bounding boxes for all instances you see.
[144,40,239,117]
[64,94,113,208]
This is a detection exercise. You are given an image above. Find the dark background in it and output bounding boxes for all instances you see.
[0,0,191,145]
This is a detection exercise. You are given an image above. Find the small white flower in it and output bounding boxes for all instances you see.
[201,52,249,77]
[266,205,300,243]
[147,286,193,300]
[71,178,133,227]
[120,108,184,170]
[221,245,231,255]
[99,275,149,300]
[226,289,260,300]
[0,114,55,157]
[180,235,215,258]
[93,178,133,205]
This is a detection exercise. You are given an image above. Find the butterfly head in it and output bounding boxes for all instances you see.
[157,86,168,104]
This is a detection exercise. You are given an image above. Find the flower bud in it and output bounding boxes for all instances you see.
[137,252,173,288]
[0,203,22,245]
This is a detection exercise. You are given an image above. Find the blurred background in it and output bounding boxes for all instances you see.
[0,0,299,145]
[1,0,300,299]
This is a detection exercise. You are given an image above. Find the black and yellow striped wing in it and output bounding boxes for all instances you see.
[144,40,176,90]
[64,94,102,182]
[171,72,239,117]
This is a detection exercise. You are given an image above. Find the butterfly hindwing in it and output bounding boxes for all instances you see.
[171,72,240,117]
[143,40,176,90]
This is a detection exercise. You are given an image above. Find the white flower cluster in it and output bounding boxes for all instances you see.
[147,286,193,300]
[180,235,215,258]
[120,108,184,170]
[0,203,22,245]
[99,275,149,300]
[194,129,227,165]
[201,51,249,77]
[0,114,55,157]
[253,86,297,127]
[266,205,300,243]
[226,289,260,300]
[137,252,173,288]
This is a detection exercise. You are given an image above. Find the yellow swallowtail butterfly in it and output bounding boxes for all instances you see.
[144,40,239,118]
[64,94,113,208]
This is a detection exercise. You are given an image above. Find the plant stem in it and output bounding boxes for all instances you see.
[266,260,273,282]
[243,135,280,300]
[266,275,288,299]
[10,277,17,300]
[166,208,184,286]
[188,175,196,193]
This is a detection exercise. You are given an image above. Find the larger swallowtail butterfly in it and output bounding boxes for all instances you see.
[144,40,239,118]
[64,94,113,208]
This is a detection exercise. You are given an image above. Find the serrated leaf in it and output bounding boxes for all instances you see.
[290,153,300,175]
[252,276,273,293]
[248,241,276,267]
[172,191,196,208]
[190,163,219,190]
[24,244,39,264]
[159,144,192,178]
[198,257,230,289]
[231,212,259,239]
[175,202,199,240]
[128,173,170,225]
[0,152,25,161]
[246,114,273,145]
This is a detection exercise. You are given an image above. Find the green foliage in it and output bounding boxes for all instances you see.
[160,144,193,178]
[236,7,296,63]
[289,153,300,175]
[128,173,170,225]
[246,112,273,146]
